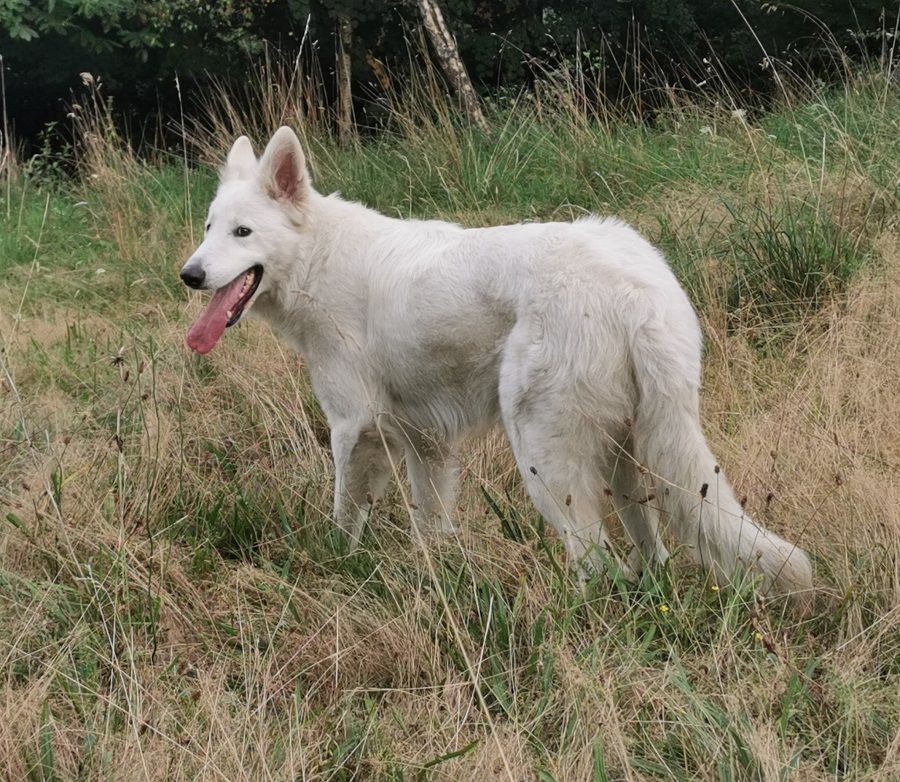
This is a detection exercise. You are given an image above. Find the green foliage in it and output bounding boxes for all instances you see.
[0,0,309,55]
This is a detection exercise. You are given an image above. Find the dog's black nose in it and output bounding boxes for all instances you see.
[180,266,205,289]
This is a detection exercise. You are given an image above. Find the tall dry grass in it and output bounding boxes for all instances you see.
[0,46,898,781]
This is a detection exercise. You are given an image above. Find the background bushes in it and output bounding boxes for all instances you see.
[1,0,894,149]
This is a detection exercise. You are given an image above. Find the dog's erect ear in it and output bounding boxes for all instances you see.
[258,126,308,204]
[221,136,256,182]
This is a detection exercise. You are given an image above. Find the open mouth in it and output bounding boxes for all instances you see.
[186,265,264,354]
[225,265,263,327]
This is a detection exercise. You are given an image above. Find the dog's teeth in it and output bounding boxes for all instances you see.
[226,309,233,319]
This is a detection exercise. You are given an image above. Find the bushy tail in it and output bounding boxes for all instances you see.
[630,322,813,603]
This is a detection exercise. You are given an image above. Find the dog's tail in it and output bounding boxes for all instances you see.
[628,313,813,604]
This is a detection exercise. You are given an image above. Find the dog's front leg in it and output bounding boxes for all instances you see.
[404,436,459,538]
[330,421,400,548]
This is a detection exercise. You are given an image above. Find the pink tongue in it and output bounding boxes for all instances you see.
[186,273,249,354]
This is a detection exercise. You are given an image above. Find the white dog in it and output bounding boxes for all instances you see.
[181,127,813,601]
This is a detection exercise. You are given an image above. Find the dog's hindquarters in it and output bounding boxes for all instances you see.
[497,219,812,601]
[497,281,662,578]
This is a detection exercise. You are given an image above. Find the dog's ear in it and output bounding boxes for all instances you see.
[258,126,308,204]
[221,136,256,182]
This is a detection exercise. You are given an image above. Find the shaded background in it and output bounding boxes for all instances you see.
[1,1,895,152]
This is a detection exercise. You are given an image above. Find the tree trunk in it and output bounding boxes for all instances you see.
[336,15,354,145]
[416,0,488,132]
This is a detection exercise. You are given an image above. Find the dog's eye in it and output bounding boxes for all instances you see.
[234,226,253,238]
[205,222,211,232]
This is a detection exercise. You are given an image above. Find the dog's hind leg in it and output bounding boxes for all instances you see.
[403,434,459,538]
[606,454,670,575]
[507,427,620,577]
[331,420,401,547]
[498,324,630,580]
[498,399,623,577]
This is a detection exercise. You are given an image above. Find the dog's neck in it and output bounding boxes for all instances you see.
[250,191,390,358]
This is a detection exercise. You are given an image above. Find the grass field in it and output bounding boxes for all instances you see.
[1,66,899,780]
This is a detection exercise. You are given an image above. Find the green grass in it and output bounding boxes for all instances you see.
[0,73,898,780]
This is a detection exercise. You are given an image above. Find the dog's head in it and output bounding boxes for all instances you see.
[181,126,310,354]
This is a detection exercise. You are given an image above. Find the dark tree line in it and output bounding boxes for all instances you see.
[0,1,895,146]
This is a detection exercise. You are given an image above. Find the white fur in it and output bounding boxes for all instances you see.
[182,127,813,601]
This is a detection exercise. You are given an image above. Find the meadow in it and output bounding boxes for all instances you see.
[1,63,898,780]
